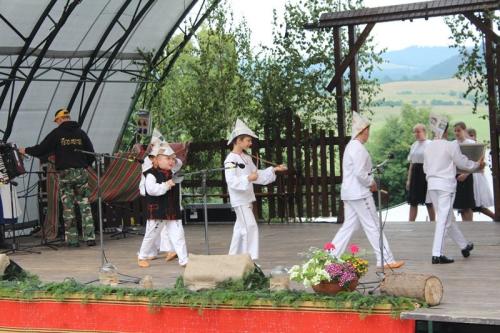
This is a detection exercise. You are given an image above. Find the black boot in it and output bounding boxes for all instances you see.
[461,242,474,258]
[432,255,454,264]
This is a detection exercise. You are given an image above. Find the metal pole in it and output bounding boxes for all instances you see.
[97,155,105,266]
[202,171,210,254]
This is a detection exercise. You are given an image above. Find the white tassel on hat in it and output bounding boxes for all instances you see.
[351,111,371,139]
[429,114,448,139]
[227,119,258,145]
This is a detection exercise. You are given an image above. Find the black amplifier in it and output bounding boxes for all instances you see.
[183,203,236,224]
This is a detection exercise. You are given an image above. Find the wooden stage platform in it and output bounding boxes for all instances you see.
[7,221,500,326]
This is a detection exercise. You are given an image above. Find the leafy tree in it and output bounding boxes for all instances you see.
[367,105,433,206]
[253,0,383,130]
[445,12,499,115]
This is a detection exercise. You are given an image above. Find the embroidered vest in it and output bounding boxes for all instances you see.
[143,168,181,220]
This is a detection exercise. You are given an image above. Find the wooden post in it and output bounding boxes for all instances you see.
[251,140,263,220]
[275,125,284,220]
[304,128,312,218]
[329,130,337,215]
[334,27,346,223]
[319,129,329,216]
[484,19,500,221]
[264,124,275,220]
[220,139,228,204]
[294,115,304,219]
[285,109,295,218]
[311,124,319,217]
[348,25,359,113]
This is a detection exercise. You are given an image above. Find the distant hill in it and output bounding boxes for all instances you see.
[372,46,461,82]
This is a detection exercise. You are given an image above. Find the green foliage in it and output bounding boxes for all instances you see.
[254,0,383,129]
[367,104,435,206]
[0,272,424,317]
[445,11,499,115]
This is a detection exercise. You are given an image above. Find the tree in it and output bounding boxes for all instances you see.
[445,12,499,115]
[367,105,434,206]
[253,0,383,130]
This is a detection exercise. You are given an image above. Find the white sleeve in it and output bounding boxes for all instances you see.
[451,142,478,172]
[144,173,170,196]
[407,142,415,162]
[354,148,374,187]
[254,166,276,185]
[139,175,146,196]
[225,163,251,191]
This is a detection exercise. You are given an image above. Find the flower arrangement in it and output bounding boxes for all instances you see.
[289,242,368,289]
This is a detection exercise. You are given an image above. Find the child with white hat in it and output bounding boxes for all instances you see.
[137,129,178,264]
[224,119,287,260]
[330,112,405,269]
[137,140,188,267]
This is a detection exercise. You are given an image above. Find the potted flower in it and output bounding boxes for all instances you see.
[289,242,368,295]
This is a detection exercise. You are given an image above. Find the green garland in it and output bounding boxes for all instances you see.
[0,272,425,318]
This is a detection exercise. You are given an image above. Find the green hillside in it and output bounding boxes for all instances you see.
[369,78,490,143]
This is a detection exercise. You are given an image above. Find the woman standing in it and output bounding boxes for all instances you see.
[467,128,495,220]
[406,124,435,222]
[453,122,475,221]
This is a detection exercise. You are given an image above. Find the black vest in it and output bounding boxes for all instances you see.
[143,168,181,220]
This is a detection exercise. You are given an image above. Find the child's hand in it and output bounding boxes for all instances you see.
[248,171,258,182]
[274,164,287,172]
[166,179,176,188]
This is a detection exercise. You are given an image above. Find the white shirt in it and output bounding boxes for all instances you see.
[340,139,374,201]
[224,152,276,207]
[423,139,479,193]
[407,139,431,164]
[139,158,182,196]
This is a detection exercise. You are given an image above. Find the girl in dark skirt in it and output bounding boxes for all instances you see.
[452,122,475,221]
[406,124,435,221]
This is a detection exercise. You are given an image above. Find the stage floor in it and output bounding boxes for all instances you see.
[7,221,500,325]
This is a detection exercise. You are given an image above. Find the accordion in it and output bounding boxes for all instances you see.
[0,142,25,184]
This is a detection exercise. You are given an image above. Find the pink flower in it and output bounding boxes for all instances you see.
[324,242,335,251]
[349,244,359,254]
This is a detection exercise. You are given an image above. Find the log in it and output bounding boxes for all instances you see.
[380,272,443,306]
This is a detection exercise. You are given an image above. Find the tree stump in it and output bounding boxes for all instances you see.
[380,272,443,306]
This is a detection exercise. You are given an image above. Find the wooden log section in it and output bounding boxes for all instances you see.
[380,272,443,306]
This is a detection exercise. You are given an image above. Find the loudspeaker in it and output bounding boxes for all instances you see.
[183,254,254,291]
[183,203,236,224]
[0,254,25,281]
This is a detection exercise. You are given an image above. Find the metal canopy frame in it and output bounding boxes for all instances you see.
[305,0,500,220]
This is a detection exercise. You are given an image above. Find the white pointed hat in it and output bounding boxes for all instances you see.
[227,118,258,145]
[351,111,370,139]
[429,114,448,139]
[150,128,165,148]
[150,141,175,157]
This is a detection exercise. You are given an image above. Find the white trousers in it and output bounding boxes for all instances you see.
[428,190,468,256]
[229,204,259,260]
[138,219,188,265]
[332,197,396,266]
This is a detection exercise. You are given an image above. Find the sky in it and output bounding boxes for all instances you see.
[231,0,458,51]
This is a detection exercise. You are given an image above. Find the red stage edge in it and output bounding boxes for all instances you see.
[0,296,415,333]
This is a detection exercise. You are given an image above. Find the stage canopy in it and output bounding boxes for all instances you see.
[0,0,215,223]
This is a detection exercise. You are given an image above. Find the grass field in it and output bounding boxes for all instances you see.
[369,78,490,142]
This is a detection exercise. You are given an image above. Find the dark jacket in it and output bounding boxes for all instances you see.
[25,121,94,170]
[143,168,181,220]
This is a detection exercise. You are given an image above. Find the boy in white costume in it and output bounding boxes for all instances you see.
[331,112,404,269]
[137,140,188,267]
[224,119,287,260]
[423,115,484,264]
[138,129,177,263]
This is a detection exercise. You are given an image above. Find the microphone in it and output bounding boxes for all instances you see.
[370,152,394,174]
[127,157,144,164]
[387,153,394,160]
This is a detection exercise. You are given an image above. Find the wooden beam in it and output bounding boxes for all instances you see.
[326,23,374,92]
[484,18,500,221]
[463,12,500,45]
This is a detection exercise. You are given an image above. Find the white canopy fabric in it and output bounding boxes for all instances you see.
[0,0,206,223]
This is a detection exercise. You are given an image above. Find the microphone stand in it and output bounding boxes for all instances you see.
[176,165,239,255]
[75,149,140,285]
[367,156,392,294]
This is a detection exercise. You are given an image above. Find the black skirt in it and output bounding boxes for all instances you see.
[407,163,428,206]
[453,175,475,209]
